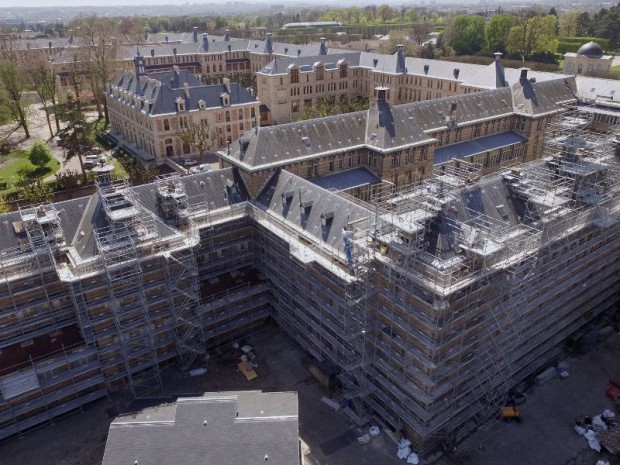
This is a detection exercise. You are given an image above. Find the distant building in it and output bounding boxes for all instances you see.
[282,21,343,29]
[102,391,299,465]
[105,56,259,163]
[563,41,614,77]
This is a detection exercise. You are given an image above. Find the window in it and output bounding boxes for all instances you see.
[226,111,230,122]
[316,66,324,81]
[329,159,334,172]
[238,109,243,120]
[516,117,526,131]
[291,100,300,113]
[290,68,299,84]
[251,107,255,118]
[340,63,348,78]
[163,119,170,131]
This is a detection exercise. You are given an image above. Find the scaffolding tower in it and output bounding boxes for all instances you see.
[94,176,163,397]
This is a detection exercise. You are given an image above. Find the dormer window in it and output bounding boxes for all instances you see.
[198,99,206,110]
[221,92,230,107]
[175,97,185,112]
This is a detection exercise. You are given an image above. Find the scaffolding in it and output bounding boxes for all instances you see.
[93,176,163,397]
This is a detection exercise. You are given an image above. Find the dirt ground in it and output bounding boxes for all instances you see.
[438,331,620,465]
[0,326,405,465]
[1,327,619,465]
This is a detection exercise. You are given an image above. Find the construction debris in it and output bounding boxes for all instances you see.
[357,434,370,445]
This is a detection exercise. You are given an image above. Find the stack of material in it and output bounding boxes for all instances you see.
[597,429,620,455]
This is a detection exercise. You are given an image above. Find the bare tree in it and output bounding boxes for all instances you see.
[29,59,61,138]
[0,59,30,139]
[176,119,216,165]
[74,15,120,124]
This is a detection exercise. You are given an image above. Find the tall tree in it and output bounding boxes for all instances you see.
[57,95,92,184]
[74,15,120,124]
[507,14,558,61]
[176,119,217,165]
[29,59,61,138]
[0,60,29,139]
[575,12,593,37]
[559,11,580,37]
[443,15,487,55]
[487,14,516,54]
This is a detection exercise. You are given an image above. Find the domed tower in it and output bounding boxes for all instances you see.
[563,40,612,76]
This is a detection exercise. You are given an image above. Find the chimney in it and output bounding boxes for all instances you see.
[396,44,406,74]
[519,67,530,83]
[453,68,460,79]
[173,48,177,56]
[151,48,155,57]
[224,29,231,41]
[494,52,507,88]
[284,47,288,54]
[193,27,198,43]
[228,44,232,53]
[173,65,180,87]
[266,32,273,54]
[223,77,231,93]
[297,49,301,57]
[165,36,169,43]
[183,82,190,98]
[424,64,429,75]
[48,41,52,50]
[319,37,328,56]
[373,58,378,68]
[202,33,209,52]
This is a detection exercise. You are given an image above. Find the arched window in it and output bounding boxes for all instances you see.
[163,119,170,131]
[225,111,230,122]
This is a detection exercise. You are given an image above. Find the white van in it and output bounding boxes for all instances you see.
[84,155,100,168]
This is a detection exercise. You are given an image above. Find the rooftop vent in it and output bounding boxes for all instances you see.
[424,64,429,75]
[302,136,310,147]
[453,68,460,79]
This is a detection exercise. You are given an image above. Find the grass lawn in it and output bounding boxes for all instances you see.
[612,65,620,73]
[0,149,61,194]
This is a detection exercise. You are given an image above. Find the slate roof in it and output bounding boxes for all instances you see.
[0,169,249,259]
[311,167,380,191]
[102,391,299,465]
[111,69,257,116]
[222,78,577,171]
[255,170,372,248]
[434,131,527,164]
[259,52,360,75]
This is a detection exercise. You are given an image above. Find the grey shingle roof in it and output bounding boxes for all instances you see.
[511,74,577,116]
[259,52,360,75]
[102,391,299,465]
[255,170,372,248]
[113,69,257,115]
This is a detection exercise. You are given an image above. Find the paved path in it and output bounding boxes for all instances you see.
[0,99,99,183]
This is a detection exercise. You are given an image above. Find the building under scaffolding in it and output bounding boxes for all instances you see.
[0,104,618,452]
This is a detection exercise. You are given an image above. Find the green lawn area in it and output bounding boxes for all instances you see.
[612,65,620,73]
[0,149,61,194]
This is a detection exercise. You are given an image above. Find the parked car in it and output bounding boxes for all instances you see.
[195,164,211,173]
[183,159,197,167]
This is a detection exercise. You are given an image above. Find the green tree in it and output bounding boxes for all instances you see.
[444,15,487,55]
[0,60,30,138]
[507,14,558,61]
[379,30,419,55]
[559,11,580,37]
[28,141,52,168]
[487,14,516,54]
[15,177,53,204]
[376,4,395,23]
[575,12,593,37]
[0,194,10,213]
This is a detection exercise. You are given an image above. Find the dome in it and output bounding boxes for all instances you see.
[576,41,603,58]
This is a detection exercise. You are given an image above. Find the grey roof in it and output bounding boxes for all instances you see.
[255,170,372,248]
[223,79,576,170]
[311,167,380,191]
[433,131,527,164]
[103,391,299,465]
[511,75,577,116]
[577,41,604,58]
[259,52,360,75]
[0,168,249,259]
[112,69,257,116]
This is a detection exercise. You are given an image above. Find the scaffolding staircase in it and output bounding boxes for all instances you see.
[163,248,204,372]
